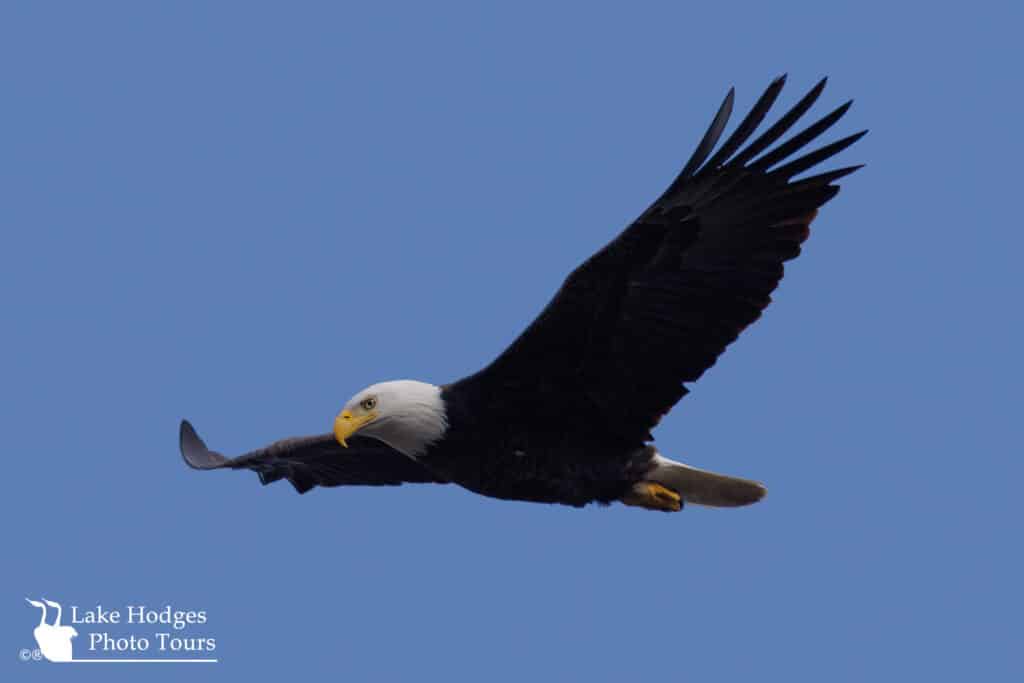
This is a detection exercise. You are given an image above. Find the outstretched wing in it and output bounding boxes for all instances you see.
[468,76,864,442]
[179,420,445,494]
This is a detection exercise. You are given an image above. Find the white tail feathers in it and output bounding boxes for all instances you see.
[647,453,766,507]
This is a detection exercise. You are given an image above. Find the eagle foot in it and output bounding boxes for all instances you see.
[621,482,683,512]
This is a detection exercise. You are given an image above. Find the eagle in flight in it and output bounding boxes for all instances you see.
[181,75,864,512]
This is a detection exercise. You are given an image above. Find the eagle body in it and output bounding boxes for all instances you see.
[423,378,649,507]
[180,76,865,513]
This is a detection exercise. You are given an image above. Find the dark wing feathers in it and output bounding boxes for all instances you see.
[702,75,786,170]
[179,420,443,494]
[728,76,828,168]
[673,88,734,185]
[473,76,864,443]
[768,131,867,180]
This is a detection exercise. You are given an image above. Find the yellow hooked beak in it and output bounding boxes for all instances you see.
[333,410,376,447]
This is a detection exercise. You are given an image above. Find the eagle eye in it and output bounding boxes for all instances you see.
[360,397,377,411]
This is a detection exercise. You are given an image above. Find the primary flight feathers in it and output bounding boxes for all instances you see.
[181,76,864,512]
[180,420,442,493]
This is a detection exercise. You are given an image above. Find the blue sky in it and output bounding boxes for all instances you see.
[3,1,1021,680]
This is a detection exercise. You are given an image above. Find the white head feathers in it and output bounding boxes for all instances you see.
[342,380,447,457]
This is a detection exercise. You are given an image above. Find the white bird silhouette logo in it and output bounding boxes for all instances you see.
[25,598,77,662]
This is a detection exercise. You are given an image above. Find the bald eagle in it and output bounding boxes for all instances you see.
[180,76,864,512]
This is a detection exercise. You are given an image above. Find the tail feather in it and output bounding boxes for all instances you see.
[648,453,766,507]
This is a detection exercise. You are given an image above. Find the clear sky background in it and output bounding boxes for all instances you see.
[3,1,1021,681]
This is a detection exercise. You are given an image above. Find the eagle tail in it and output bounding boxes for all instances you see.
[647,452,766,507]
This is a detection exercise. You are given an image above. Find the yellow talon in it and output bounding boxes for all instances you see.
[622,482,682,512]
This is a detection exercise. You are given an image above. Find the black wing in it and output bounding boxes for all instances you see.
[468,76,865,442]
[179,420,445,494]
